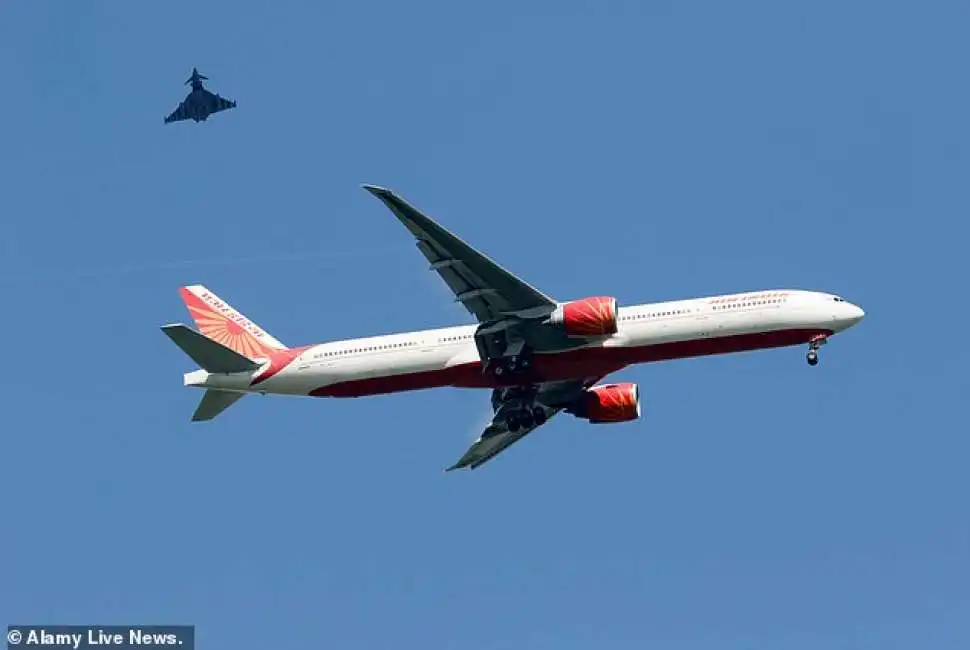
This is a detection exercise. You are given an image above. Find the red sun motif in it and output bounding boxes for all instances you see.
[223,319,244,336]
[584,383,640,423]
[560,296,619,336]
[179,288,280,360]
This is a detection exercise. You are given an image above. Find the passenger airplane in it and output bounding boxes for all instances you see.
[161,185,865,471]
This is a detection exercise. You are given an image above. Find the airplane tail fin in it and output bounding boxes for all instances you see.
[164,285,288,423]
[186,69,209,85]
[177,284,287,359]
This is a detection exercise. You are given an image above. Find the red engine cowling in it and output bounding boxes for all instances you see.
[576,383,641,423]
[548,296,618,337]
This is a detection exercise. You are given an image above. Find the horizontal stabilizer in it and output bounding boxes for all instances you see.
[192,389,245,421]
[161,323,261,374]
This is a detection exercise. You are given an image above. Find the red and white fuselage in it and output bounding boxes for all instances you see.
[185,288,864,399]
[163,185,866,470]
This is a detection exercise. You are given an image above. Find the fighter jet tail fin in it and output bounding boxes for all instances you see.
[185,68,209,85]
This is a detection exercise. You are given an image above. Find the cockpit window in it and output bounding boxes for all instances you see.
[832,296,845,302]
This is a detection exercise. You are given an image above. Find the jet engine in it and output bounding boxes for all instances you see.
[548,296,618,337]
[567,382,641,424]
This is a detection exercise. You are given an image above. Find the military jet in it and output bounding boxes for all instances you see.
[164,68,237,124]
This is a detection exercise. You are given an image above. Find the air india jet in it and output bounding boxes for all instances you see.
[161,185,865,471]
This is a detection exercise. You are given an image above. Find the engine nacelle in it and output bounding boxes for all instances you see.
[570,382,641,424]
[548,296,619,337]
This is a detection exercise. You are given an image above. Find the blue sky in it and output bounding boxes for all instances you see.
[2,1,968,647]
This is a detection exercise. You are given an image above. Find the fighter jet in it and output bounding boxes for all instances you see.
[164,68,237,124]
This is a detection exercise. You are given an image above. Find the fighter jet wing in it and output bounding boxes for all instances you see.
[446,376,603,471]
[164,92,236,124]
[164,100,191,124]
[201,90,237,116]
[362,185,558,324]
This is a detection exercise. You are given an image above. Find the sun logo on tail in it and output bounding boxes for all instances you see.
[179,286,285,359]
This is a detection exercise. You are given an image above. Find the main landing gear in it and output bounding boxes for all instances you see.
[495,385,547,432]
[490,345,534,378]
[807,334,827,366]
[505,405,547,432]
[492,354,531,377]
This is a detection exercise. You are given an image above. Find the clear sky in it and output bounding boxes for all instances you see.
[2,1,967,648]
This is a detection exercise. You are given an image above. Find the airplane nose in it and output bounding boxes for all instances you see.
[848,303,865,324]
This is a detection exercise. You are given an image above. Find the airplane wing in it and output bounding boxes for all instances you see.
[164,101,190,124]
[164,93,236,124]
[447,376,603,471]
[362,185,557,324]
[202,91,237,115]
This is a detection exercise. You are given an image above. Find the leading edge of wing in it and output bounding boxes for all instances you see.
[361,184,557,319]
[164,104,186,123]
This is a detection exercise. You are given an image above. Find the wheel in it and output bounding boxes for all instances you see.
[509,356,531,374]
[532,406,547,425]
[519,411,535,429]
[493,364,505,377]
[503,352,532,376]
[807,351,819,366]
[506,413,520,431]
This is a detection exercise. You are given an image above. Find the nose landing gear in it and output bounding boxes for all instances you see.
[807,334,827,366]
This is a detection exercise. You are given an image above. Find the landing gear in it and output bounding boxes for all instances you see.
[510,354,531,373]
[490,348,533,378]
[532,405,547,426]
[504,405,547,432]
[497,384,547,432]
[806,335,827,366]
